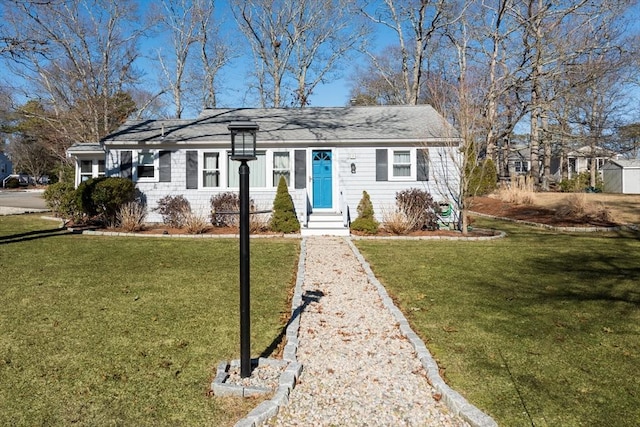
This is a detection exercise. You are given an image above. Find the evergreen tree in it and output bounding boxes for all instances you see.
[269,176,300,233]
[350,191,379,234]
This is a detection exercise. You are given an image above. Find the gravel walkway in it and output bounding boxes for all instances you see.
[266,237,471,427]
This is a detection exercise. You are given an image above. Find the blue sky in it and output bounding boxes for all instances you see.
[136,0,396,114]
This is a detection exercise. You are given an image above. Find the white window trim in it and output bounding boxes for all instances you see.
[78,158,105,185]
[271,150,292,188]
[199,150,224,189]
[389,148,416,181]
[135,150,159,182]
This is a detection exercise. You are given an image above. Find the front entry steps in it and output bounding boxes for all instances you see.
[301,212,350,236]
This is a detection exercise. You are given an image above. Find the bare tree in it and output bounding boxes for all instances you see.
[359,0,457,105]
[231,0,366,107]
[2,0,143,154]
[152,0,201,118]
[195,0,232,109]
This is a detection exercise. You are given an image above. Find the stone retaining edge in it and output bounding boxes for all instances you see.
[233,239,307,427]
[346,238,498,427]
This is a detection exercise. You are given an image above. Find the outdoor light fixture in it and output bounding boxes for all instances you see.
[229,121,259,161]
[228,121,259,378]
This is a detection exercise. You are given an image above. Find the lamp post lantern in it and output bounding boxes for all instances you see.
[228,121,259,378]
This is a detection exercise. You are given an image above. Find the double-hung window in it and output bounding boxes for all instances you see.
[202,152,220,187]
[137,151,155,179]
[273,151,290,186]
[392,150,411,178]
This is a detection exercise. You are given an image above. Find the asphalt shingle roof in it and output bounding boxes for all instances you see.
[101,105,459,146]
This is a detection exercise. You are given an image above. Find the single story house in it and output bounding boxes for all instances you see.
[67,105,461,235]
[602,159,640,194]
[507,144,618,182]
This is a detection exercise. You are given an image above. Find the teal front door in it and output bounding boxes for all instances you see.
[312,150,332,208]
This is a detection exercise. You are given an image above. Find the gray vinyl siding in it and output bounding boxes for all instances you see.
[103,144,459,223]
[336,147,457,222]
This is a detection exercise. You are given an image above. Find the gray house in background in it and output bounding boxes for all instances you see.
[0,152,13,183]
[67,106,461,235]
[602,159,640,194]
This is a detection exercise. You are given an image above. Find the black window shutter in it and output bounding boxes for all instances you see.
[121,150,132,179]
[376,149,388,181]
[159,151,171,182]
[186,150,198,189]
[417,149,429,181]
[294,149,306,189]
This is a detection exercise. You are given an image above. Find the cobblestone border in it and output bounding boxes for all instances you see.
[346,238,498,427]
[232,239,307,427]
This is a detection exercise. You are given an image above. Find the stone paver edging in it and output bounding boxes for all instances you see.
[232,240,307,427]
[346,239,497,427]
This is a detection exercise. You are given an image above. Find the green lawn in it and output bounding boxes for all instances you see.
[356,219,640,427]
[0,215,299,426]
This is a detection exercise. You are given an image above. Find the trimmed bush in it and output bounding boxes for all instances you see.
[350,191,379,234]
[155,195,191,227]
[395,188,440,231]
[43,181,80,219]
[92,178,136,226]
[269,176,300,233]
[75,177,136,225]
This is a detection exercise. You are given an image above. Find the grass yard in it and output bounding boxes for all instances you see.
[0,215,299,426]
[356,218,640,427]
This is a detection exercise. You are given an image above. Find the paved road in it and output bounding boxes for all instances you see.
[0,189,48,214]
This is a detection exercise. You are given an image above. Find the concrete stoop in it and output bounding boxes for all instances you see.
[301,212,350,236]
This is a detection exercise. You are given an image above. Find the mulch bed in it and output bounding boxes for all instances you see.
[73,196,620,237]
[469,196,619,228]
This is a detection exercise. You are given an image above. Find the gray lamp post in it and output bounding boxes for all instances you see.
[228,121,259,378]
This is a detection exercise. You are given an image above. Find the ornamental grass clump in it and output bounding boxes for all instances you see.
[116,201,147,232]
[350,191,379,234]
[269,176,300,233]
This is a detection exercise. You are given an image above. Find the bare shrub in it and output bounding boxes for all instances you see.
[183,212,209,234]
[250,211,271,233]
[497,175,536,205]
[210,192,256,227]
[117,201,147,232]
[555,194,614,223]
[395,188,440,231]
[155,195,191,227]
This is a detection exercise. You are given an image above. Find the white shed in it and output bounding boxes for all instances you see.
[602,159,640,194]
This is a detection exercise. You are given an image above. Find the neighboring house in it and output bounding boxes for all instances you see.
[506,145,531,176]
[507,144,618,182]
[0,152,13,184]
[550,145,619,181]
[67,106,462,235]
[602,159,640,194]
